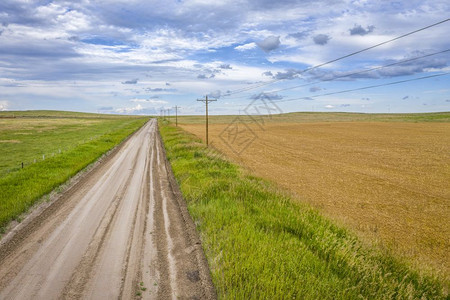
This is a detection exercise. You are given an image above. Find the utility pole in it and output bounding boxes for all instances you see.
[197,95,217,146]
[167,108,170,122]
[174,106,179,126]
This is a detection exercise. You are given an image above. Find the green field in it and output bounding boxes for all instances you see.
[0,111,149,230]
[159,119,447,299]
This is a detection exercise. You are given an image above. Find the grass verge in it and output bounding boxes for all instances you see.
[0,112,149,230]
[159,120,447,299]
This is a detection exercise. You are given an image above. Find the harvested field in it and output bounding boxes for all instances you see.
[180,119,450,279]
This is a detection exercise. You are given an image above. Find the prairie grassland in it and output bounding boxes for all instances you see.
[159,121,447,299]
[179,116,450,280]
[0,110,123,119]
[0,111,149,229]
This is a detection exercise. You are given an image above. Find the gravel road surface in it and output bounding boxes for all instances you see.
[0,119,215,299]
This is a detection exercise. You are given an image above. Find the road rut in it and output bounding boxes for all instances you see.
[0,119,215,299]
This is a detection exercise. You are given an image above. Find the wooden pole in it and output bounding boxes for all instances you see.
[197,96,217,146]
[174,106,179,126]
[206,96,209,146]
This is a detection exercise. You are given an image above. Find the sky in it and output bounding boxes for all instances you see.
[0,0,449,115]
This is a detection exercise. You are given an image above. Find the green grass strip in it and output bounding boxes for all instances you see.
[0,117,148,229]
[159,121,447,299]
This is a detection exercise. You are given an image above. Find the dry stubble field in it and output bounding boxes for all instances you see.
[180,114,450,279]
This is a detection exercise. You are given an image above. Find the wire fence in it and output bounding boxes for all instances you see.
[0,133,105,179]
[0,118,138,178]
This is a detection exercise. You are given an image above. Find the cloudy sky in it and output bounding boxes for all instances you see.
[0,0,449,115]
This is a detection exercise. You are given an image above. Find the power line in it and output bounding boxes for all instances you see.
[174,106,180,126]
[242,48,450,97]
[304,19,449,72]
[222,18,450,97]
[211,49,449,109]
[273,72,449,104]
[212,72,449,109]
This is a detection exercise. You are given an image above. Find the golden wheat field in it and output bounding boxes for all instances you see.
[180,118,450,278]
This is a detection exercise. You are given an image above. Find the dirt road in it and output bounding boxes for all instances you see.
[0,119,215,299]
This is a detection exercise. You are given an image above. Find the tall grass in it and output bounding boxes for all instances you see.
[159,121,447,299]
[0,113,148,229]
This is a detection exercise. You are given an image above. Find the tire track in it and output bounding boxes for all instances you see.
[0,119,216,299]
[61,139,143,299]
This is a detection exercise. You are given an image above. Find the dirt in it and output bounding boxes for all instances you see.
[0,119,216,299]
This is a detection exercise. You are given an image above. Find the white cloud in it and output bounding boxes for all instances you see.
[130,98,168,104]
[235,42,257,51]
[0,0,449,114]
[115,104,144,113]
[0,101,9,111]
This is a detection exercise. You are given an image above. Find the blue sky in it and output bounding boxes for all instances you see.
[0,0,449,115]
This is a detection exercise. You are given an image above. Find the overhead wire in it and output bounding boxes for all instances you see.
[273,72,449,104]
[211,51,449,109]
[230,48,450,99]
[210,72,449,108]
[220,18,450,97]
